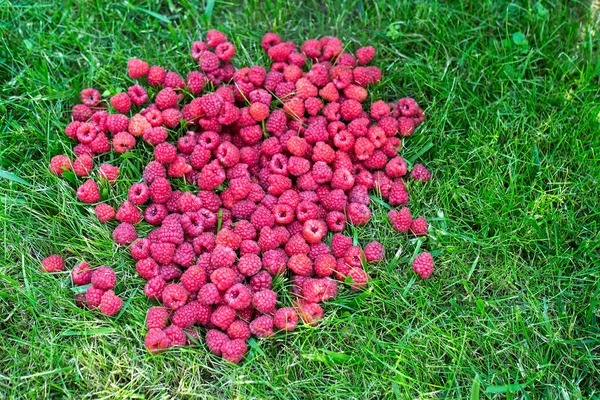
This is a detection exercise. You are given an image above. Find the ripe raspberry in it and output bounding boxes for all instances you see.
[211,305,236,330]
[227,320,251,340]
[130,238,151,261]
[364,241,385,262]
[128,84,148,106]
[250,206,275,230]
[385,157,408,178]
[272,307,297,331]
[110,93,131,114]
[75,123,97,144]
[143,126,168,145]
[162,283,188,310]
[144,328,171,353]
[171,303,197,328]
[249,315,274,338]
[206,29,227,47]
[135,258,159,280]
[80,88,101,107]
[198,162,226,191]
[235,254,260,277]
[205,329,228,356]
[257,226,278,252]
[412,252,434,279]
[410,216,429,236]
[347,202,371,225]
[41,254,64,273]
[77,179,100,203]
[160,264,183,281]
[49,155,71,176]
[252,289,277,314]
[302,219,327,244]
[162,325,186,347]
[112,131,136,153]
[294,300,323,326]
[146,65,166,86]
[173,243,195,267]
[303,278,338,303]
[210,267,236,291]
[85,286,105,309]
[89,266,116,291]
[348,267,369,290]
[112,222,138,245]
[355,46,376,65]
[99,290,122,316]
[197,283,221,305]
[114,200,141,224]
[313,254,336,277]
[344,246,363,268]
[149,178,172,204]
[128,58,150,79]
[410,163,432,182]
[72,104,93,121]
[331,233,352,258]
[71,262,92,285]
[388,182,409,206]
[250,270,272,292]
[387,208,411,232]
[144,276,166,301]
[128,113,151,137]
[210,246,236,269]
[288,254,313,276]
[224,283,252,310]
[324,211,344,232]
[221,338,248,364]
[164,71,185,89]
[154,87,178,111]
[192,302,213,325]
[146,307,170,329]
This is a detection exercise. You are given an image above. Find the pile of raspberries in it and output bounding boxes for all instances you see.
[46,30,435,364]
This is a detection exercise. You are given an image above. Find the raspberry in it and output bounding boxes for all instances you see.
[211,305,236,330]
[186,71,207,95]
[250,270,272,292]
[303,278,338,303]
[237,254,262,276]
[302,219,327,244]
[215,228,242,250]
[149,178,172,204]
[197,283,221,305]
[344,84,368,102]
[85,286,105,309]
[261,249,287,275]
[210,246,236,269]
[115,200,142,224]
[112,222,138,245]
[75,123,97,144]
[388,182,409,205]
[273,307,298,331]
[312,141,335,163]
[41,254,64,273]
[99,290,123,316]
[261,32,281,51]
[145,328,171,353]
[163,325,187,346]
[221,338,248,364]
[205,329,228,356]
[344,246,363,268]
[410,164,431,181]
[331,233,352,259]
[143,127,168,145]
[135,258,159,280]
[410,216,429,236]
[258,226,279,252]
[143,204,167,226]
[49,155,71,176]
[248,102,269,122]
[294,300,323,326]
[364,241,385,262]
[206,29,227,47]
[193,302,213,325]
[249,315,274,338]
[130,238,151,261]
[288,254,313,276]
[112,131,136,153]
[128,58,150,79]
[239,240,260,256]
[355,46,376,65]
[144,276,166,300]
[146,307,170,329]
[347,202,371,225]
[77,179,100,203]
[412,252,434,279]
[271,203,294,225]
[198,162,226,191]
[128,114,151,137]
[126,183,149,205]
[385,157,407,178]
[284,233,310,256]
[150,241,175,264]
[128,85,148,106]
[313,254,336,277]
[210,267,236,291]
[323,211,344,232]
[224,283,252,310]
[348,267,369,290]
[142,162,165,185]
[398,117,415,137]
[171,304,197,328]
[160,264,183,281]
[162,283,188,310]
[89,132,110,154]
[227,320,251,340]
[90,266,116,291]
[173,243,195,267]
[81,88,101,107]
[155,88,178,111]
[146,66,166,87]
[164,71,185,89]
[72,104,93,121]
[71,262,92,285]
[233,220,257,240]
[252,289,276,314]
[110,92,131,114]
[250,206,274,230]
[216,141,240,167]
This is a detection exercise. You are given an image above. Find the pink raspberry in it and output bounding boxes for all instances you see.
[144,276,166,301]
[325,211,346,232]
[146,307,170,329]
[162,283,188,310]
[331,233,352,258]
[250,271,272,292]
[135,258,159,280]
[313,254,336,277]
[180,265,207,293]
[346,202,371,225]
[90,266,116,291]
[145,328,172,353]
[344,246,363,268]
[41,254,64,273]
[85,286,105,309]
[197,283,221,305]
[288,254,313,276]
[237,254,262,276]
[116,200,142,224]
[112,222,138,245]
[205,329,228,356]
[49,155,71,176]
[99,290,123,316]
[348,267,369,290]
[171,304,197,328]
[112,131,136,153]
[211,305,236,330]
[412,252,434,279]
[364,241,385,262]
[303,278,338,303]
[227,320,251,340]
[77,179,100,203]
[249,315,274,338]
[294,300,323,326]
[128,85,148,106]
[252,289,277,314]
[224,283,252,310]
[355,46,376,65]
[410,217,429,236]
[72,104,93,121]
[71,262,92,285]
[273,307,298,331]
[80,88,101,107]
[388,208,412,232]
[221,338,248,364]
[110,92,131,114]
[410,163,432,181]
[210,267,236,291]
[127,58,150,79]
[210,246,236,269]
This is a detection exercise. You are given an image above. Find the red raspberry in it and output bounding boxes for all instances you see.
[186,71,207,95]
[130,238,151,261]
[353,137,374,161]
[256,226,278,252]
[125,183,149,205]
[250,206,274,230]
[252,289,277,314]
[348,267,369,290]
[355,46,376,65]
[41,254,64,273]
[198,162,226,191]
[325,211,346,232]
[77,179,100,203]
[273,308,298,331]
[85,286,105,309]
[211,305,236,330]
[216,142,240,168]
[344,246,363,268]
[261,32,281,51]
[311,162,333,184]
[224,283,252,310]
[72,104,93,121]
[164,71,185,89]
[385,157,408,178]
[143,204,166,226]
[303,278,338,303]
[239,240,260,256]
[128,84,148,106]
[210,267,236,291]
[388,182,409,205]
[410,164,432,181]
[114,200,141,224]
[215,228,242,250]
[249,315,274,338]
[210,246,236,269]
[146,66,166,87]
[75,123,97,144]
[271,204,293,225]
[110,92,131,114]
[149,178,172,204]
[313,254,336,277]
[197,283,221,305]
[250,270,272,292]
[364,241,385,262]
[236,254,261,276]
[143,127,168,145]
[89,133,110,154]
[99,290,122,316]
[71,262,92,285]
[321,189,347,212]
[370,100,390,120]
[112,131,136,153]
[145,328,171,353]
[80,88,101,107]
[159,264,183,281]
[312,141,335,163]
[233,220,257,240]
[135,258,159,280]
[154,87,178,111]
[171,304,197,328]
[167,156,192,178]
[90,266,116,291]
[294,300,323,326]
[206,30,227,47]
[141,162,164,185]
[128,113,151,137]
[344,84,368,102]
[412,252,434,279]
[346,202,370,225]
[221,338,248,364]
[144,276,166,300]
[284,233,309,256]
[49,155,71,176]
[127,58,149,79]
[248,102,269,122]
[387,208,411,232]
[162,283,188,310]
[112,222,138,245]
[205,329,228,356]
[302,219,327,244]
[146,307,170,329]
[397,117,415,137]
[163,325,186,347]
[149,241,175,265]
[227,320,251,340]
[288,254,313,276]
[330,233,351,258]
[173,243,195,267]
[192,302,213,326]
[410,216,429,236]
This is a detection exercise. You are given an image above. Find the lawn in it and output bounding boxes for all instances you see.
[1,0,599,398]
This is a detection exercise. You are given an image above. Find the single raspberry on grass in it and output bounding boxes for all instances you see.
[162,283,188,310]
[273,308,298,331]
[364,241,385,262]
[221,338,248,364]
[49,155,71,176]
[412,252,434,279]
[410,216,429,236]
[113,222,138,245]
[127,58,150,79]
[227,320,251,340]
[41,254,64,273]
[171,303,197,328]
[77,179,100,203]
[211,305,236,330]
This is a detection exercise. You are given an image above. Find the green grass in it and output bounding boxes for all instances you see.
[1,0,600,398]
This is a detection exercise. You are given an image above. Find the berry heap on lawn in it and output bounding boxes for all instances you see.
[48,30,436,363]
